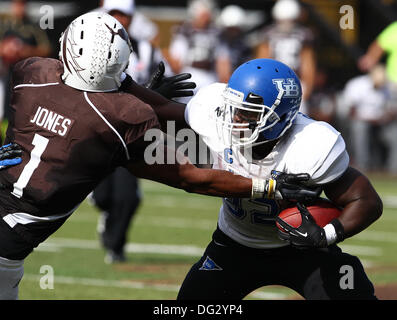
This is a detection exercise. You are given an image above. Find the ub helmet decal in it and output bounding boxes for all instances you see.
[216,58,302,147]
[59,12,132,92]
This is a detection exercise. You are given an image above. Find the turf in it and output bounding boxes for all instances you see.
[18,174,397,300]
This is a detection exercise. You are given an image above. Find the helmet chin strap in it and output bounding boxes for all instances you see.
[248,135,278,147]
[248,121,256,131]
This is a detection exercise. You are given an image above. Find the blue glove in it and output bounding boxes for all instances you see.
[0,143,22,169]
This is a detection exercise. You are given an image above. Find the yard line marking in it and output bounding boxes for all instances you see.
[380,215,397,222]
[34,242,62,252]
[68,214,218,230]
[141,195,221,209]
[125,243,204,256]
[354,230,397,243]
[38,237,383,258]
[38,237,205,256]
[249,291,288,300]
[22,274,289,300]
[135,216,216,230]
[23,274,180,292]
[360,259,376,268]
[339,244,383,256]
[383,196,397,208]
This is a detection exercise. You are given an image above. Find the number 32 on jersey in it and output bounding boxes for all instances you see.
[225,198,280,226]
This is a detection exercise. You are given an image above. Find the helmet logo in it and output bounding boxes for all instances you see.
[104,23,130,43]
[215,106,224,117]
[272,78,300,98]
[62,26,86,82]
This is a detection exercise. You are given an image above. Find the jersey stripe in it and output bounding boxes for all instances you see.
[2,205,78,228]
[83,92,131,160]
[13,82,59,89]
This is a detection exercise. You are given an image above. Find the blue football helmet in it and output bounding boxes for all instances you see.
[217,58,302,147]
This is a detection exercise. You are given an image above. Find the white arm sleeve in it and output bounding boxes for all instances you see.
[278,115,350,186]
[184,83,227,153]
[311,136,350,184]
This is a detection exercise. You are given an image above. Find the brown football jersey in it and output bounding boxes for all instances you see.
[0,57,159,247]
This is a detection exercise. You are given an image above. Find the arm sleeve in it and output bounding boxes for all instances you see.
[377,21,397,52]
[310,135,350,184]
[11,57,43,87]
[184,83,221,135]
[184,83,227,153]
[126,118,161,162]
[279,118,349,186]
[122,99,161,162]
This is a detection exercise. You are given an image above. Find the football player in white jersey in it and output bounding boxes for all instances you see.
[177,59,382,300]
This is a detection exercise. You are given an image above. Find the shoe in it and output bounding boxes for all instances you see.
[104,250,127,264]
[96,211,108,235]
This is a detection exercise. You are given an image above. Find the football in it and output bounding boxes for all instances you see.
[276,198,342,230]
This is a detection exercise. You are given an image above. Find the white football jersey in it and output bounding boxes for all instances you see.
[185,83,350,248]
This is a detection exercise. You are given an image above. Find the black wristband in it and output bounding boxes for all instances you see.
[330,218,345,242]
[119,74,133,91]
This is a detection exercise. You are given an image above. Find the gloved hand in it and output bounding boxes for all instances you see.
[277,202,328,248]
[145,61,196,100]
[267,170,322,202]
[0,143,22,169]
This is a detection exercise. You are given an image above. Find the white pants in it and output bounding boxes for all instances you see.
[0,256,24,300]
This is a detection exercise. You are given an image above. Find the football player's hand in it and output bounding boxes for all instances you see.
[145,61,196,100]
[277,202,327,248]
[0,143,22,169]
[270,170,322,202]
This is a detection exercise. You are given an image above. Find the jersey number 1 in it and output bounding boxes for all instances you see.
[12,134,49,198]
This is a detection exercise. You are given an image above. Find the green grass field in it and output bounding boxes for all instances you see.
[18,174,397,300]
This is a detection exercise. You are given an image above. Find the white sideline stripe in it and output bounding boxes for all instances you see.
[140,216,216,230]
[37,237,205,256]
[69,214,217,231]
[384,196,397,208]
[22,274,288,299]
[360,260,375,268]
[144,196,220,208]
[13,82,59,89]
[339,244,382,256]
[355,230,397,243]
[23,274,180,292]
[83,91,130,160]
[37,237,383,258]
[34,244,60,252]
[249,291,288,300]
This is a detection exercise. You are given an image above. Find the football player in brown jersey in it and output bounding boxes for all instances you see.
[0,12,319,299]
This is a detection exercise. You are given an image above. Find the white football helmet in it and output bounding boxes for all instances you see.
[272,0,301,21]
[218,5,245,28]
[59,12,132,92]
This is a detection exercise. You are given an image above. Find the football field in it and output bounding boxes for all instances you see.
[19,174,397,300]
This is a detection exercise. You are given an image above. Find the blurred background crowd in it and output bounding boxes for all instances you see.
[0,0,396,262]
[1,0,396,174]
